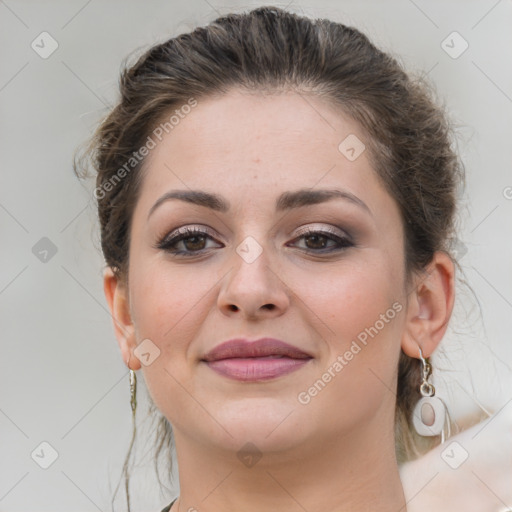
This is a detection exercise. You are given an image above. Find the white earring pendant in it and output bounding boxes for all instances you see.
[412,347,448,439]
[412,395,446,436]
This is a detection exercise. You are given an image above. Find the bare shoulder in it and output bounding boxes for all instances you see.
[400,404,512,512]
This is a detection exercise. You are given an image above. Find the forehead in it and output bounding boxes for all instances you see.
[135,90,395,219]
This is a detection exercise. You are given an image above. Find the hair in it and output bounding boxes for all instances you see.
[74,5,468,510]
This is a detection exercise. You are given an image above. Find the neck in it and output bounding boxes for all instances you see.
[170,416,407,512]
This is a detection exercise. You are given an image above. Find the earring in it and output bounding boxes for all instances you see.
[412,347,449,442]
[128,356,137,416]
[113,356,138,511]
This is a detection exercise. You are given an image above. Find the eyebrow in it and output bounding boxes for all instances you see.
[147,187,372,220]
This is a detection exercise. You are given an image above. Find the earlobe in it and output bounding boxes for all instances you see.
[103,267,141,371]
[401,251,455,359]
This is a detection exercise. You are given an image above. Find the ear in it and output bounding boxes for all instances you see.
[401,251,456,359]
[103,267,141,370]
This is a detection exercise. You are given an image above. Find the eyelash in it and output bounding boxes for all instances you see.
[155,225,354,257]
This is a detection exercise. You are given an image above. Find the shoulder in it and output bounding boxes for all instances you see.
[400,408,512,512]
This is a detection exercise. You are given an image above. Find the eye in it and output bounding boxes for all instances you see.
[288,226,354,254]
[155,224,354,257]
[155,226,223,256]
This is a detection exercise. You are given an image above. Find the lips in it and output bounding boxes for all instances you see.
[202,337,312,362]
[201,337,313,381]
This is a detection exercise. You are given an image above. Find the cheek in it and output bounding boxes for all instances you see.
[294,264,404,425]
[292,256,405,392]
[128,260,218,418]
[129,257,220,353]
[290,257,402,341]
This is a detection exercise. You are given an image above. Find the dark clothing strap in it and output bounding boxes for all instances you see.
[160,497,177,512]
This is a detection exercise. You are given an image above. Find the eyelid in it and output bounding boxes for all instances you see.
[163,224,219,242]
[160,223,349,244]
[292,223,351,241]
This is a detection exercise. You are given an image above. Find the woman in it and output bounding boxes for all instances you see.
[76,6,504,512]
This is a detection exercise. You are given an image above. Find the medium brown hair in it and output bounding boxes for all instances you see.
[75,5,466,509]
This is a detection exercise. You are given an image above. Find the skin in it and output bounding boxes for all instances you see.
[104,89,455,512]
[400,408,512,511]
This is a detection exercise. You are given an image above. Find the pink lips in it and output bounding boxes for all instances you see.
[202,337,312,381]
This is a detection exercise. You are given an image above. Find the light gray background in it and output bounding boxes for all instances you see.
[1,0,511,511]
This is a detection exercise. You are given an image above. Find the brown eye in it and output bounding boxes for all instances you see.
[303,233,330,250]
[181,234,207,251]
[156,227,222,256]
[289,229,353,254]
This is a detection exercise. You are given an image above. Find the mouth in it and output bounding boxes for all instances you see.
[201,337,313,381]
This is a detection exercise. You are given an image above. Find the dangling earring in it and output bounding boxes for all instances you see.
[128,356,137,416]
[412,347,449,443]
[112,355,139,510]
[125,356,138,509]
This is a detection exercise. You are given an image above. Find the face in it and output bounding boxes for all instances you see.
[121,90,410,454]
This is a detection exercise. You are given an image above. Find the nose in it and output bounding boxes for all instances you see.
[217,243,290,320]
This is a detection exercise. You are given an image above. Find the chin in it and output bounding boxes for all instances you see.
[206,398,312,452]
